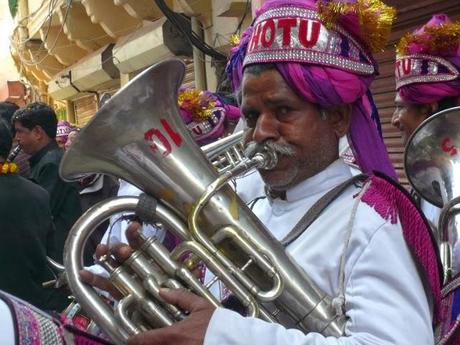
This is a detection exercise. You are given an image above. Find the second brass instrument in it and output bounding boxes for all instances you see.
[405,106,460,283]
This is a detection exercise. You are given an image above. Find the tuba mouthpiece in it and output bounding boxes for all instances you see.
[244,142,278,170]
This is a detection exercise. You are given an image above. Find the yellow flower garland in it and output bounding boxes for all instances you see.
[396,21,460,56]
[318,0,396,53]
[0,162,18,174]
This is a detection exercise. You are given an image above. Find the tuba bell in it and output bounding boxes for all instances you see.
[405,106,460,283]
[60,58,345,344]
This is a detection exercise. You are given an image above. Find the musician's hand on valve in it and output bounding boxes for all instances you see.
[127,288,215,345]
[80,221,162,301]
[126,221,204,280]
[125,221,150,249]
[79,243,133,300]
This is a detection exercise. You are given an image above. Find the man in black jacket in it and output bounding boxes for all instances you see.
[11,102,82,263]
[0,120,68,311]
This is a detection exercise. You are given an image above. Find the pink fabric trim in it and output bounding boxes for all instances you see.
[361,175,441,322]
[16,305,42,345]
[74,334,109,345]
[224,104,242,121]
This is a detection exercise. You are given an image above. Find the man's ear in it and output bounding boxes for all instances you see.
[325,104,352,137]
[416,102,437,120]
[428,102,439,116]
[31,125,45,140]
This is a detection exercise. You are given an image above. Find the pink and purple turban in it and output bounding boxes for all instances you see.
[227,0,397,179]
[395,14,460,105]
[56,120,73,143]
[178,87,241,146]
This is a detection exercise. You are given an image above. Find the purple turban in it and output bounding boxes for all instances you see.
[56,120,72,143]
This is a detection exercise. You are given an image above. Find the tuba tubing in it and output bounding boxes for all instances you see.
[65,196,191,344]
[61,59,346,344]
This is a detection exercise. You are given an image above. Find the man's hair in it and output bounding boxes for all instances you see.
[244,64,277,76]
[437,97,458,113]
[11,102,58,139]
[236,64,278,105]
[0,102,19,126]
[0,119,12,158]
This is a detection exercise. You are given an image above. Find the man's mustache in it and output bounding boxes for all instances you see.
[245,140,296,158]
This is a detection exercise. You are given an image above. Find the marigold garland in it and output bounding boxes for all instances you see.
[396,21,460,56]
[0,162,18,174]
[177,88,220,122]
[230,33,241,46]
[318,0,396,53]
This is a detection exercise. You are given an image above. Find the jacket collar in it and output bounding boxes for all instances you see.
[266,159,353,203]
[29,141,59,168]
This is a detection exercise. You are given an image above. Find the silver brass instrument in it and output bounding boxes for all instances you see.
[405,106,460,283]
[60,58,345,344]
[202,130,245,173]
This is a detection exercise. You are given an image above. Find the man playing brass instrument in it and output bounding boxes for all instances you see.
[392,14,460,245]
[83,0,440,344]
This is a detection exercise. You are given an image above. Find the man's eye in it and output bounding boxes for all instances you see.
[244,113,258,127]
[278,107,291,116]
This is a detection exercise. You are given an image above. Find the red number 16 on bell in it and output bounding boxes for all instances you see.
[144,118,183,157]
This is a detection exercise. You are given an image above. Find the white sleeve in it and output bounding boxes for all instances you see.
[84,263,109,278]
[100,213,123,246]
[204,221,433,345]
[141,224,166,243]
[0,299,15,345]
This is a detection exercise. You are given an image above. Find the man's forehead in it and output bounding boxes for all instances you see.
[242,71,291,97]
[14,122,30,131]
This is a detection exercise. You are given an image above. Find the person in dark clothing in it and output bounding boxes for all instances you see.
[11,102,82,263]
[0,120,68,311]
[0,101,19,128]
[0,101,30,176]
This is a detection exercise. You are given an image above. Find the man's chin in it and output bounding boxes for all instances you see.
[259,171,295,191]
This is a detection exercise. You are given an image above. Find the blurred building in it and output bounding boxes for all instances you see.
[0,2,24,106]
[0,80,28,107]
[7,0,460,183]
[8,0,252,125]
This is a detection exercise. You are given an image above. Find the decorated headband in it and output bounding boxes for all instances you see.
[185,107,226,143]
[395,15,460,90]
[56,120,72,138]
[244,5,377,75]
[395,54,459,89]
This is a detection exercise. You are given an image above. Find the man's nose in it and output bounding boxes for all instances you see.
[391,110,400,129]
[252,112,279,143]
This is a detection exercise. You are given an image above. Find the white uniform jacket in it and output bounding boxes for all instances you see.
[204,159,433,345]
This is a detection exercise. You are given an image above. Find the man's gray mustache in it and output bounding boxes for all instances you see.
[245,140,296,157]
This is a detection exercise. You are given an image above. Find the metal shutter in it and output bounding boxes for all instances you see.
[74,95,98,126]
